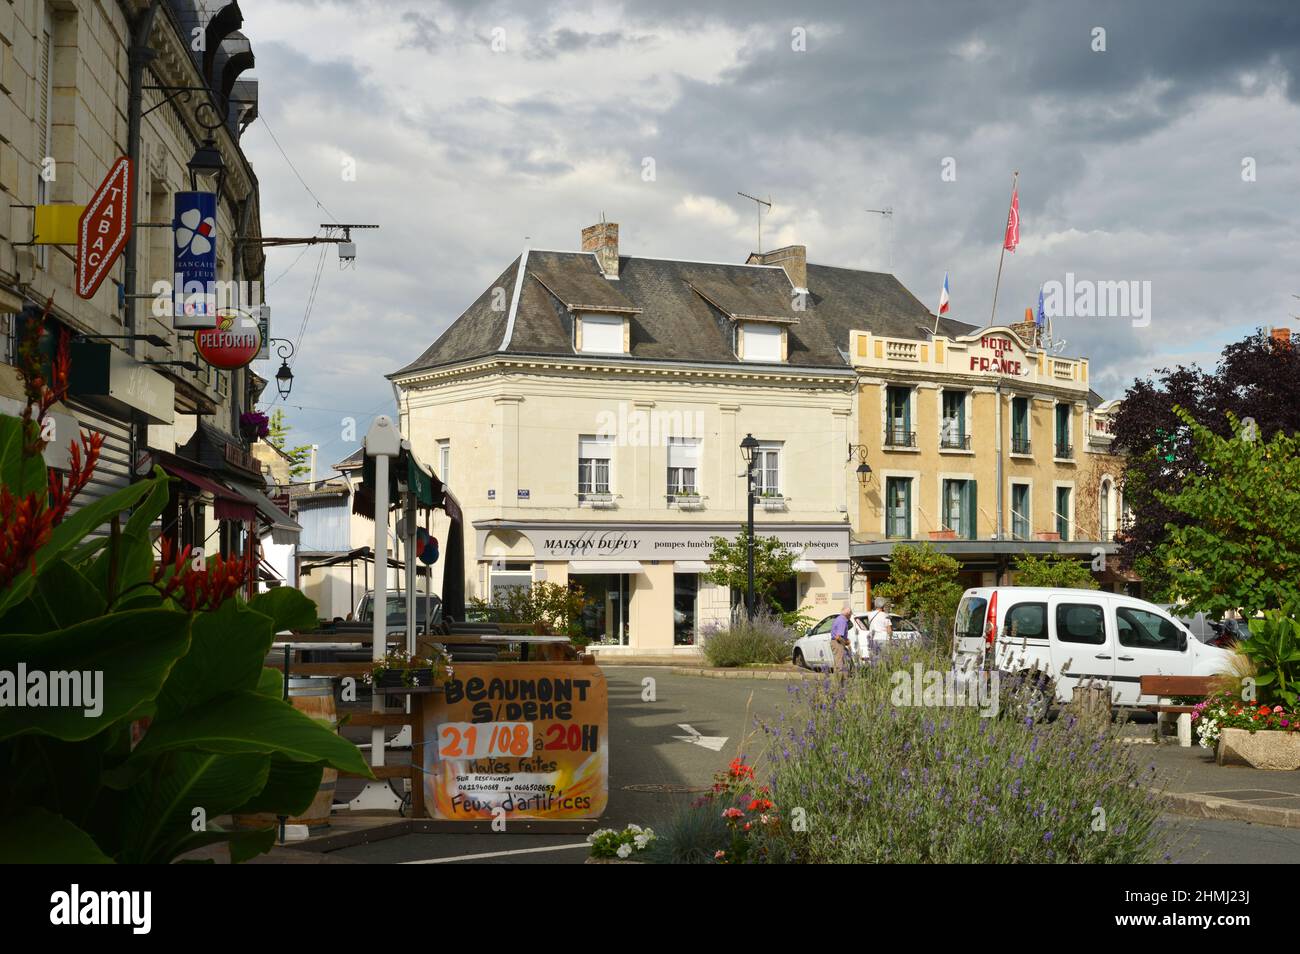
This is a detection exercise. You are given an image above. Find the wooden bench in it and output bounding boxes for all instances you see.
[1140,674,1217,747]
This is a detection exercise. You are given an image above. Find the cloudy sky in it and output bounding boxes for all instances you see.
[236,0,1300,470]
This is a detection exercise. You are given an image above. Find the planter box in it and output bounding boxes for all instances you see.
[1216,727,1300,770]
[929,530,957,540]
[1034,532,1061,542]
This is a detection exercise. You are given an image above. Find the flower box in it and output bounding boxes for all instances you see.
[1215,727,1300,770]
[929,529,957,540]
[1034,531,1061,542]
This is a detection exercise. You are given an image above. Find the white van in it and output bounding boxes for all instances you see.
[951,587,1233,707]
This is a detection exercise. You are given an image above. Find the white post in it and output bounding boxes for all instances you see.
[348,415,403,812]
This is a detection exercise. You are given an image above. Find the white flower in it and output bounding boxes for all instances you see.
[616,844,632,859]
[626,823,642,833]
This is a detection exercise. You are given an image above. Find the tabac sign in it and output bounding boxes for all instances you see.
[968,333,1029,376]
[76,157,132,299]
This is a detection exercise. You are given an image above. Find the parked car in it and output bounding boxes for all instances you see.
[793,612,920,669]
[1156,605,1252,646]
[355,590,443,635]
[952,587,1232,708]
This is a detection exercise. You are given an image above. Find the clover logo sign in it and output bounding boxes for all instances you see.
[176,206,215,256]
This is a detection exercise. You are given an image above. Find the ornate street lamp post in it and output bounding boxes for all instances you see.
[739,433,759,621]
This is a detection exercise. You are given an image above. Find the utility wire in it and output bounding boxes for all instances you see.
[256,107,339,222]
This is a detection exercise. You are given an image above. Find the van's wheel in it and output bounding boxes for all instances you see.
[793,649,806,670]
[1018,671,1055,723]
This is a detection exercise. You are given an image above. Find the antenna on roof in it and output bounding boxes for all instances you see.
[865,207,894,271]
[738,191,772,254]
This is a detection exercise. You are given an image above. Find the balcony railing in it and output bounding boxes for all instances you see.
[884,428,917,448]
[940,432,971,450]
[1054,442,1074,460]
[1011,436,1032,455]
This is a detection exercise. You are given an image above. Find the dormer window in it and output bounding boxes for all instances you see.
[739,321,784,362]
[577,313,627,355]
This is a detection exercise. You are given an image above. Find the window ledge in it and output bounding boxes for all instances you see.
[938,447,976,456]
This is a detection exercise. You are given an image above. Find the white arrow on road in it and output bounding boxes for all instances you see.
[673,723,729,751]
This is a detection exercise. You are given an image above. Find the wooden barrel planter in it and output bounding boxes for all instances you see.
[234,677,339,832]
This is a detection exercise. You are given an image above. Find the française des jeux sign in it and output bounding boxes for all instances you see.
[423,663,608,821]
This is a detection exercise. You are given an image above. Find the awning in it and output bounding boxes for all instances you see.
[231,482,302,545]
[568,560,645,575]
[355,446,444,518]
[675,561,711,573]
[163,462,256,522]
[792,560,818,573]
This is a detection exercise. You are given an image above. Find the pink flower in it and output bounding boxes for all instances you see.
[714,850,726,859]
[722,807,744,819]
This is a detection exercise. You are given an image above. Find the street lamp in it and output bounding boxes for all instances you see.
[187,137,226,195]
[269,338,295,399]
[739,433,759,621]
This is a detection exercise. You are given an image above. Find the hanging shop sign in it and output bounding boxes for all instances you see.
[254,304,271,360]
[194,308,263,370]
[423,663,608,822]
[76,157,132,299]
[173,191,218,330]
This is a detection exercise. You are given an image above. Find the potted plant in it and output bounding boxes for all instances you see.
[239,411,270,443]
[365,648,452,693]
[586,824,656,863]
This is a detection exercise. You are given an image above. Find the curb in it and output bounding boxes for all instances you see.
[1162,791,1300,829]
[672,667,820,681]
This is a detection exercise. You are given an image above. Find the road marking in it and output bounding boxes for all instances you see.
[673,723,729,751]
[401,842,591,864]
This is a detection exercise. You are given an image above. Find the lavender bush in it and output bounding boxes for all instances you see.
[754,645,1175,863]
[702,609,797,668]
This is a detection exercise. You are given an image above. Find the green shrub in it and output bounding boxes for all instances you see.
[753,645,1174,863]
[641,803,731,864]
[701,611,796,668]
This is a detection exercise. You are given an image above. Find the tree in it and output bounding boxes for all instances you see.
[1153,408,1300,615]
[1012,553,1099,590]
[703,529,796,612]
[267,409,312,478]
[1110,329,1300,596]
[873,543,964,633]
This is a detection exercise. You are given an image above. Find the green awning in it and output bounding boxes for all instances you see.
[354,447,443,520]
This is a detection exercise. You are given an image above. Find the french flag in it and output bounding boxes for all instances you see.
[938,272,951,316]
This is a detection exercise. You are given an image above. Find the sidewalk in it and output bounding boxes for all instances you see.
[1135,738,1300,828]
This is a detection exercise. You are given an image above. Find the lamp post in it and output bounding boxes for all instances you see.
[268,338,295,400]
[739,433,759,621]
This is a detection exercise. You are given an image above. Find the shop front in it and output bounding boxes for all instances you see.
[474,520,852,656]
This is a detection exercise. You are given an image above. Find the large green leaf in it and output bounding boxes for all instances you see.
[166,825,277,864]
[0,807,113,863]
[156,599,275,720]
[0,478,155,618]
[0,558,106,633]
[83,470,173,606]
[0,609,191,742]
[231,756,324,817]
[119,752,271,864]
[0,413,48,499]
[248,586,319,634]
[255,666,285,699]
[129,690,371,777]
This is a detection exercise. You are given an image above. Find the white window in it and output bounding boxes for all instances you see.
[754,443,782,496]
[741,322,782,362]
[437,439,450,486]
[578,435,613,497]
[667,437,700,495]
[488,561,532,601]
[580,314,624,354]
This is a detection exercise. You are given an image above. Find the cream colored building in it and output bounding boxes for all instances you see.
[392,226,868,656]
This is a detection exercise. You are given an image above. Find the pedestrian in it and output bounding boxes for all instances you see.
[830,604,854,674]
[863,596,893,659]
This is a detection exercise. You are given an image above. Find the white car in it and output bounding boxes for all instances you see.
[951,586,1233,707]
[792,612,920,670]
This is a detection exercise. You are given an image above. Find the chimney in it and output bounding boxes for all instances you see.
[747,245,807,292]
[581,220,619,279]
[1271,327,1292,349]
[1010,307,1040,348]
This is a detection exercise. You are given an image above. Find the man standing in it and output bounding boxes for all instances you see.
[863,597,893,660]
[831,605,854,674]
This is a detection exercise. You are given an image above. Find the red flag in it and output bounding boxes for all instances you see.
[1003,188,1020,252]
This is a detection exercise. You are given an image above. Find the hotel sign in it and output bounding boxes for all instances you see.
[969,334,1028,376]
[477,522,849,562]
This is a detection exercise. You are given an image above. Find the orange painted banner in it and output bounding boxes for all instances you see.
[423,663,608,821]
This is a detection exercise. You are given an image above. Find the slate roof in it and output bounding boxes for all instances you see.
[394,249,977,376]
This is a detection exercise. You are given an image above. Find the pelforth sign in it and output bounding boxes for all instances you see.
[173,191,218,329]
[75,157,132,299]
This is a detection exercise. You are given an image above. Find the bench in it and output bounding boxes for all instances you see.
[1140,675,1218,747]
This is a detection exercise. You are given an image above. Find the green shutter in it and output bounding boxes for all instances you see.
[964,481,977,539]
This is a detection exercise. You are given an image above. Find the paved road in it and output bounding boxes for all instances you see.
[329,668,1300,864]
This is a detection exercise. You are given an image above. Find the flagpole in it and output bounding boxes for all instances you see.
[933,275,943,336]
[988,170,1019,326]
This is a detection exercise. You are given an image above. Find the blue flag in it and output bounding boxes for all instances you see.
[1035,287,1046,327]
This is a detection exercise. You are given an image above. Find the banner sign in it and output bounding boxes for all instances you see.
[255,304,270,361]
[423,663,608,821]
[173,191,218,329]
[76,157,132,299]
[194,308,263,370]
[476,522,849,562]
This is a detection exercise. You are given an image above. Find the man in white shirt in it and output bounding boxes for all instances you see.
[860,597,893,660]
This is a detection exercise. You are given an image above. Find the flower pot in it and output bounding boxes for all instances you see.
[929,530,957,540]
[1215,727,1300,770]
[1034,531,1061,542]
[239,425,260,443]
